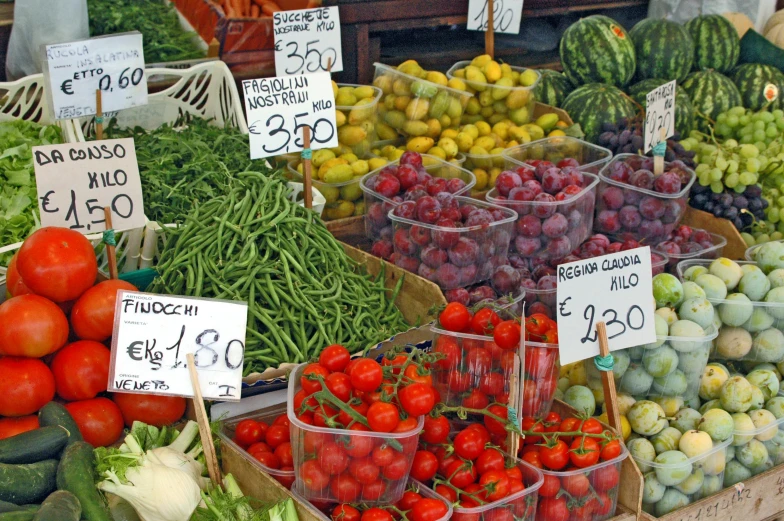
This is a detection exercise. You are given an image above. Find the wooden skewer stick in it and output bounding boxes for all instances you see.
[327,57,333,73]
[507,351,522,456]
[302,126,313,210]
[95,89,104,141]
[187,353,222,485]
[485,0,495,58]
[597,322,622,435]
[103,207,119,280]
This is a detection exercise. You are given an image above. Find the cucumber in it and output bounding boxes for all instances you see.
[0,427,68,464]
[33,492,80,521]
[55,443,110,521]
[0,460,57,504]
[37,404,82,446]
[0,511,38,521]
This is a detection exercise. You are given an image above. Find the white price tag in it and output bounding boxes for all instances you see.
[467,0,524,35]
[242,72,338,160]
[32,138,145,234]
[274,6,343,76]
[109,291,248,401]
[644,80,676,153]
[556,247,657,365]
[44,33,148,120]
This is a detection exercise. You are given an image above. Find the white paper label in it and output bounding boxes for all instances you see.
[467,0,524,35]
[32,138,145,234]
[644,80,676,153]
[109,291,248,401]
[44,34,148,120]
[274,6,343,76]
[242,72,339,160]
[556,247,656,365]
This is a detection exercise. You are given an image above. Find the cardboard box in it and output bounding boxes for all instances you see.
[682,206,748,261]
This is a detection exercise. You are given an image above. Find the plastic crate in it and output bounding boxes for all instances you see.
[335,83,383,157]
[653,231,727,273]
[745,239,784,262]
[728,403,784,481]
[503,136,612,174]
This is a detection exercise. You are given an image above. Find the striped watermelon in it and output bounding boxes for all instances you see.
[629,19,694,82]
[559,16,636,88]
[681,70,742,131]
[627,79,695,137]
[533,70,574,108]
[685,15,740,73]
[730,63,784,110]
[561,83,636,142]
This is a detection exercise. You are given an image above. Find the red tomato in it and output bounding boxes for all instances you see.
[525,314,551,337]
[479,469,511,501]
[435,484,457,503]
[422,414,450,445]
[70,280,136,341]
[293,389,316,412]
[601,439,622,461]
[253,451,280,469]
[471,307,501,335]
[561,473,590,496]
[330,473,362,503]
[16,228,97,302]
[361,479,387,501]
[303,430,329,454]
[65,397,124,447]
[465,347,492,374]
[403,364,433,386]
[538,473,561,497]
[475,448,506,474]
[301,363,330,395]
[342,424,373,458]
[541,328,558,344]
[367,402,400,433]
[539,440,570,470]
[462,388,490,409]
[439,302,471,332]
[360,508,393,521]
[483,404,509,437]
[569,437,600,468]
[350,359,384,392]
[338,401,369,427]
[591,464,620,492]
[0,357,55,416]
[493,321,521,350]
[266,425,290,449]
[521,451,542,469]
[399,383,435,416]
[6,254,33,297]
[318,344,351,372]
[580,418,603,434]
[521,417,544,445]
[112,393,186,427]
[318,441,349,474]
[0,415,39,440]
[332,505,361,521]
[247,442,271,454]
[557,417,581,444]
[234,419,264,448]
[536,497,569,521]
[447,370,471,393]
[381,354,408,374]
[454,426,489,460]
[396,490,423,511]
[50,340,110,401]
[505,465,523,482]
[381,453,410,481]
[0,295,69,357]
[479,372,505,397]
[410,450,438,482]
[300,459,330,491]
[349,457,380,482]
[372,445,395,467]
[444,459,477,488]
[432,335,461,370]
[591,492,614,516]
[410,498,449,521]
[325,372,354,402]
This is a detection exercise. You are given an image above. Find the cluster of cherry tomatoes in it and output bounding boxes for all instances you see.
[433,302,559,418]
[518,413,624,521]
[310,482,451,521]
[291,345,439,503]
[230,411,295,488]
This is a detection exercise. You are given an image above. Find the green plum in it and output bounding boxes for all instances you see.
[767,268,784,288]
[750,385,766,411]
[656,307,679,326]
[699,364,730,401]
[720,376,754,412]
[563,385,595,416]
[724,460,752,487]
[764,287,784,319]
[651,396,685,417]
[765,396,784,419]
[669,320,706,352]
[679,297,715,330]
[671,408,702,434]
[645,314,669,349]
[750,328,784,362]
[674,468,705,495]
[731,413,756,446]
[629,438,657,473]
[746,369,780,400]
[698,409,734,441]
[643,472,666,503]
[683,281,707,300]
[642,345,679,378]
[701,474,724,497]
[654,489,691,516]
[653,274,684,308]
[741,308,775,332]
[612,349,630,379]
[654,450,692,486]
[653,369,688,396]
[750,409,779,441]
[699,399,722,414]
[764,436,784,465]
[696,273,729,300]
[709,258,744,289]
[740,269,771,301]
[628,400,668,436]
[652,427,684,454]
[619,364,654,395]
[715,327,753,360]
[736,439,769,468]
[753,240,784,274]
[679,430,713,458]
[718,293,754,327]
[683,265,709,281]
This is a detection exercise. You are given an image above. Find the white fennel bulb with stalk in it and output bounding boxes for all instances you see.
[146,447,205,483]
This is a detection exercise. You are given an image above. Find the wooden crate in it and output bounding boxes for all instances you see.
[682,207,748,261]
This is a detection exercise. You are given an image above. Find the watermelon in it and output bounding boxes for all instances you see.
[559,15,637,88]
[561,83,636,142]
[681,70,742,131]
[627,79,696,138]
[533,70,573,108]
[629,19,694,82]
[686,15,741,73]
[730,63,784,110]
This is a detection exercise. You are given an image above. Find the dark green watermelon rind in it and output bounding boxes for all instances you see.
[561,83,637,143]
[629,18,694,83]
[559,15,637,88]
[534,70,574,108]
[730,63,784,111]
[627,78,696,137]
[681,70,742,131]
[685,15,741,74]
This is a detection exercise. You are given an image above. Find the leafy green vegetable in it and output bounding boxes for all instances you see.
[0,120,63,264]
[87,0,205,64]
[192,475,300,521]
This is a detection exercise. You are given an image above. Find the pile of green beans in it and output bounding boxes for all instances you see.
[148,171,411,375]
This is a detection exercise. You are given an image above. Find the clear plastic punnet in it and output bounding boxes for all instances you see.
[502,136,612,174]
[726,397,784,482]
[287,363,424,504]
[635,438,731,517]
[334,83,383,157]
[654,231,727,274]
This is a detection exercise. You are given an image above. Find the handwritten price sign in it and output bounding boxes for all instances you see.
[556,247,656,365]
[32,138,145,234]
[274,6,342,76]
[242,72,338,159]
[44,33,148,119]
[644,80,676,153]
[467,0,524,35]
[109,291,248,401]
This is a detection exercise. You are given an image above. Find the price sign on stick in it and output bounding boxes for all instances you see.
[242,72,338,159]
[43,33,147,119]
[109,291,248,401]
[467,0,524,35]
[556,247,657,365]
[644,80,676,153]
[32,138,145,234]
[273,7,343,76]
